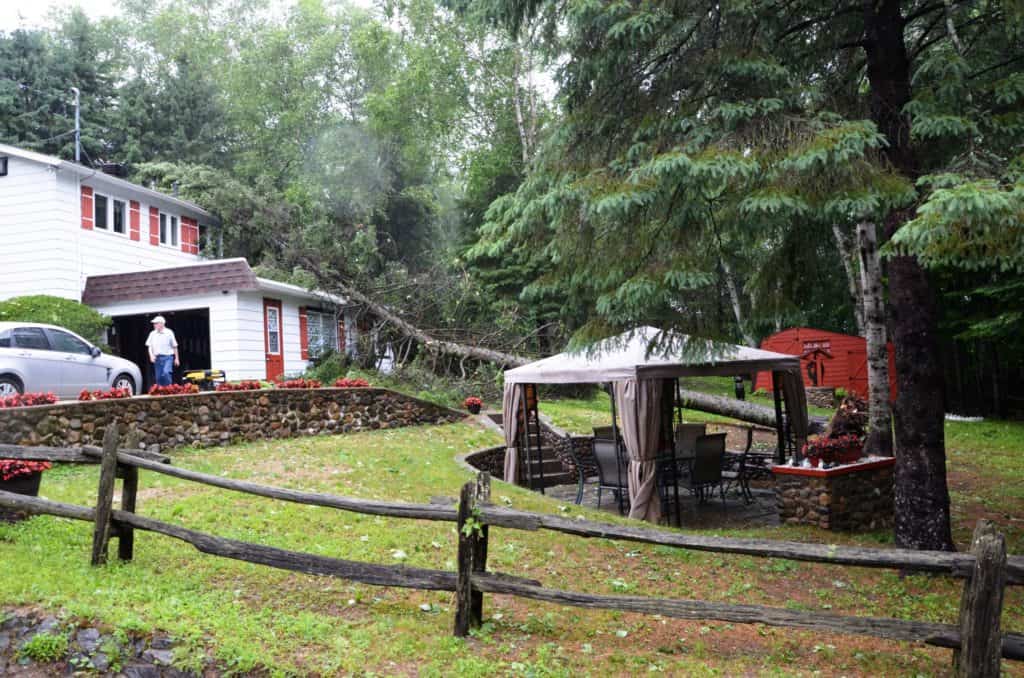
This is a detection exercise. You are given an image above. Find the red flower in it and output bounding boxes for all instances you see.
[215,381,263,392]
[148,383,200,397]
[278,378,322,389]
[79,388,131,401]
[333,378,369,388]
[0,459,52,481]
[0,392,58,408]
[463,396,483,408]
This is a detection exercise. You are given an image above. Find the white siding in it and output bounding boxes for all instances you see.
[58,172,201,291]
[236,291,313,379]
[92,292,235,370]
[0,156,80,299]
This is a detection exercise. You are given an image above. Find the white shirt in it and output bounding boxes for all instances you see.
[146,328,178,356]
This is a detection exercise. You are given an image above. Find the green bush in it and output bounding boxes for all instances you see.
[0,295,111,345]
[305,350,350,384]
[18,632,68,662]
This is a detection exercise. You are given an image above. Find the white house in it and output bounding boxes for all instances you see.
[0,143,356,389]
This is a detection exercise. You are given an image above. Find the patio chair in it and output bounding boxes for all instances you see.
[722,427,754,504]
[687,433,727,506]
[674,423,707,462]
[593,436,630,515]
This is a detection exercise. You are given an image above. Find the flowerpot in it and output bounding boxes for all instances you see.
[836,446,862,464]
[0,471,43,523]
[467,405,481,415]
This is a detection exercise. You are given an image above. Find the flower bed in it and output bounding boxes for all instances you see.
[333,378,370,388]
[277,378,322,389]
[148,384,200,397]
[216,380,264,392]
[772,457,895,531]
[0,392,58,408]
[79,388,132,401]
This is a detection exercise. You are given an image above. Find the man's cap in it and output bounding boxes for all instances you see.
[151,315,166,324]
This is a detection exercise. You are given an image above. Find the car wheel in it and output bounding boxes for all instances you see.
[112,373,136,395]
[0,376,24,396]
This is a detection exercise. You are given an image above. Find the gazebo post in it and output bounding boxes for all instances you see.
[771,371,787,464]
[608,383,626,515]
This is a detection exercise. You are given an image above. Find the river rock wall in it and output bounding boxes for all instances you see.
[0,388,464,453]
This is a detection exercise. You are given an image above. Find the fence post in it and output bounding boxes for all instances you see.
[90,423,121,566]
[955,519,1006,678]
[117,427,141,561]
[454,474,489,637]
[471,472,491,624]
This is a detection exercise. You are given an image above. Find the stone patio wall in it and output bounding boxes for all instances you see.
[773,458,895,531]
[0,388,463,453]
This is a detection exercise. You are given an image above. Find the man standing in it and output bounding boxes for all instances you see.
[146,315,179,387]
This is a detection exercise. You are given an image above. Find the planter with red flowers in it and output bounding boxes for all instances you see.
[215,380,264,392]
[79,387,132,401]
[463,396,483,415]
[278,378,322,389]
[148,383,200,397]
[802,434,864,468]
[0,392,58,408]
[0,459,52,522]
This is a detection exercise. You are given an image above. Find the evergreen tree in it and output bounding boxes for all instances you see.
[480,0,1024,549]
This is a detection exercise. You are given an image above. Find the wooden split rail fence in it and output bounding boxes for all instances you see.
[0,424,1022,676]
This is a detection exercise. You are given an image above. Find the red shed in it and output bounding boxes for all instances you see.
[753,327,897,400]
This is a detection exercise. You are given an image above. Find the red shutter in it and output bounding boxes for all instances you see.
[80,186,94,230]
[149,207,160,245]
[337,316,346,353]
[299,307,309,360]
[180,216,199,254]
[129,201,141,241]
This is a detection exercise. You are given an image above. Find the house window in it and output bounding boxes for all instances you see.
[266,306,281,355]
[112,199,126,235]
[159,212,179,246]
[306,310,338,357]
[94,194,109,229]
[0,156,7,176]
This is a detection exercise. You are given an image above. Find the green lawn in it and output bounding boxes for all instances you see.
[2,415,1022,675]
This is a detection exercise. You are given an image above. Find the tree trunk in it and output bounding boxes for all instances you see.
[856,221,893,457]
[833,223,865,335]
[720,257,757,347]
[863,1,954,551]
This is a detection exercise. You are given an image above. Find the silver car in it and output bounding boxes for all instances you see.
[0,322,143,399]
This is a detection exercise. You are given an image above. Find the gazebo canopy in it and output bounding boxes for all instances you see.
[504,326,801,384]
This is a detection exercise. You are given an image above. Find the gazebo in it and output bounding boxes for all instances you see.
[502,326,809,523]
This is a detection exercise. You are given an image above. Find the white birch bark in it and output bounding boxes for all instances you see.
[856,221,894,457]
[832,223,865,335]
[721,257,757,347]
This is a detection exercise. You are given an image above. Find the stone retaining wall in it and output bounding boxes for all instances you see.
[463,445,506,478]
[773,458,895,531]
[0,388,463,453]
[806,387,837,410]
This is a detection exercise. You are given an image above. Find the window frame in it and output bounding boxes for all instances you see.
[94,193,109,230]
[0,156,8,176]
[159,211,180,247]
[112,198,127,235]
[305,309,339,358]
[266,306,281,356]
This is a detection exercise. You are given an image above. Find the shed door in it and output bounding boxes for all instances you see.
[847,350,868,399]
[263,298,284,381]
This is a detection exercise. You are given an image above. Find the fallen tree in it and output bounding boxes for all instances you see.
[296,256,824,432]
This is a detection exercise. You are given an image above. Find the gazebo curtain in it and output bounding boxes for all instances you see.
[778,369,810,452]
[502,382,524,483]
[613,379,663,523]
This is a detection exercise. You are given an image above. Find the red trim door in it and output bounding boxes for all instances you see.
[263,298,284,380]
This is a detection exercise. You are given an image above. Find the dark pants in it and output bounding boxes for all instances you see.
[154,355,174,386]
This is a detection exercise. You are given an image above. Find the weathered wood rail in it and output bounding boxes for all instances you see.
[0,430,1020,676]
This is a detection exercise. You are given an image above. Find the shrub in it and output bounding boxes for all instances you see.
[0,459,53,481]
[307,350,349,384]
[0,295,111,345]
[216,380,263,392]
[17,632,68,662]
[278,378,322,389]
[148,384,199,396]
[333,377,369,388]
[0,392,58,408]
[79,388,131,401]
